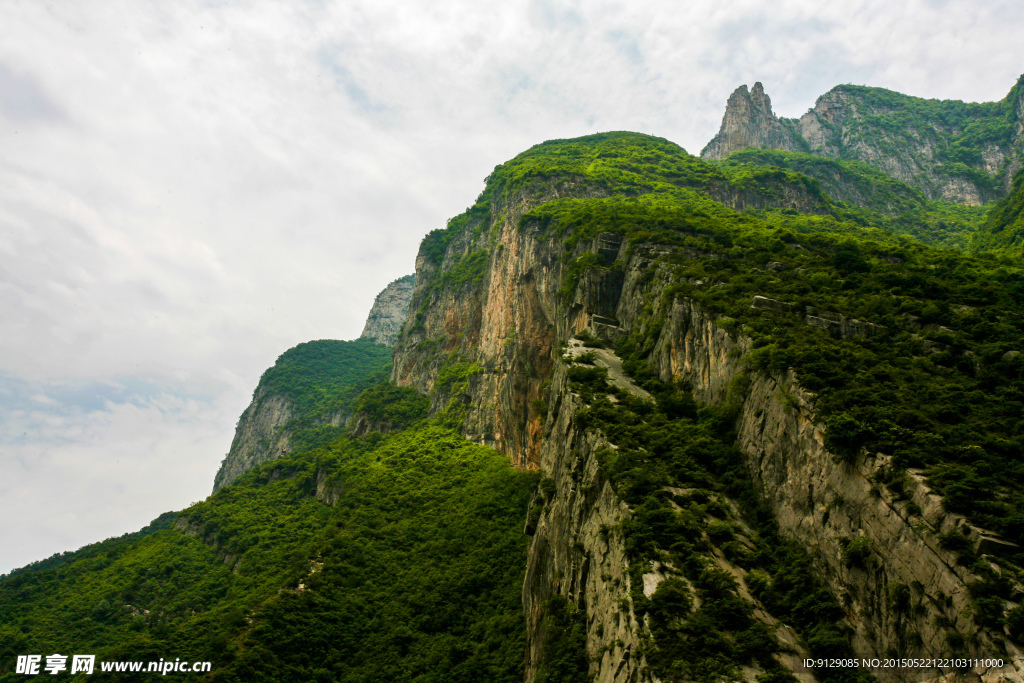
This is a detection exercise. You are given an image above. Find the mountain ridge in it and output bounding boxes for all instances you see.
[701,76,1024,205]
[6,80,1024,683]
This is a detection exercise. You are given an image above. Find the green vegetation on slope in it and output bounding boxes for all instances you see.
[718,148,988,250]
[721,148,927,215]
[563,351,870,683]
[973,168,1024,255]
[413,131,1024,571]
[816,79,1022,199]
[249,338,393,453]
[1,418,535,683]
[537,186,1024,562]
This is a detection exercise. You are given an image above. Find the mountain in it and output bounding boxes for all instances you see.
[6,85,1024,683]
[1,419,533,682]
[359,274,416,345]
[212,274,416,492]
[973,168,1024,254]
[211,338,392,492]
[392,131,1024,682]
[702,77,1024,205]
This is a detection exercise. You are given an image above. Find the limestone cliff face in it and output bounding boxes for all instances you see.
[211,387,348,493]
[390,169,830,468]
[701,77,1024,205]
[642,297,1023,681]
[359,274,416,346]
[522,360,652,683]
[701,83,807,160]
[212,389,294,493]
[213,281,402,492]
[391,176,606,467]
[391,182,1023,680]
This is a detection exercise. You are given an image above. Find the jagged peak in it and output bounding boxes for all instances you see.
[722,81,774,118]
[749,81,772,114]
[701,81,801,160]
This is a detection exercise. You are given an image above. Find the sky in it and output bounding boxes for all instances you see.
[2,0,1024,575]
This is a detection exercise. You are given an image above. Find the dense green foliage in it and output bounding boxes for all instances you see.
[719,149,987,249]
[973,168,1024,255]
[534,596,590,683]
[721,148,927,215]
[0,422,535,682]
[659,229,1024,556]
[487,132,725,199]
[564,354,870,683]
[350,382,430,432]
[815,80,1022,199]
[248,339,392,453]
[512,144,1024,561]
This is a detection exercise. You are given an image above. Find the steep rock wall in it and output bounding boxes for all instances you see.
[392,176,1023,682]
[391,177,607,467]
[523,362,652,683]
[701,82,807,160]
[641,292,1024,682]
[359,274,416,346]
[212,389,294,492]
[211,389,348,492]
[391,174,827,467]
[701,78,1024,205]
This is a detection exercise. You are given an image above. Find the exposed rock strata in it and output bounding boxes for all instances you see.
[212,389,295,493]
[701,78,1024,204]
[523,360,653,683]
[359,274,415,346]
[211,388,349,493]
[646,299,1023,682]
[214,276,407,492]
[391,174,1023,681]
[700,83,807,160]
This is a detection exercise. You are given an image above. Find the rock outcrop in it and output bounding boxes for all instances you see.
[213,284,400,492]
[701,76,1024,205]
[359,274,415,346]
[390,162,1023,680]
[701,83,807,160]
[522,358,652,683]
[212,388,296,493]
[211,386,350,493]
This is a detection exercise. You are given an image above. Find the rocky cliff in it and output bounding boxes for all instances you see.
[359,274,416,346]
[212,387,301,493]
[212,338,392,492]
[702,77,1024,205]
[700,83,807,160]
[390,133,1024,682]
[213,276,410,492]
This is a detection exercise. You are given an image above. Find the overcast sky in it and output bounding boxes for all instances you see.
[2,0,1023,574]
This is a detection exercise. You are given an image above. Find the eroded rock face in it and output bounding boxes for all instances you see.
[212,390,294,493]
[359,274,416,346]
[211,389,349,493]
[645,303,1023,682]
[391,176,607,467]
[701,83,807,160]
[701,79,1024,205]
[523,362,653,683]
[391,177,1023,682]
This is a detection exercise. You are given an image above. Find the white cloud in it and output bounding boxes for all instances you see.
[0,378,235,573]
[1,0,1023,573]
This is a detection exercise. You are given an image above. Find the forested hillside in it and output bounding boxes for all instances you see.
[6,75,1024,683]
[1,414,534,682]
[212,338,392,492]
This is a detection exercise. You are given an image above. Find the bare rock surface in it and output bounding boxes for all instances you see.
[359,274,415,346]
